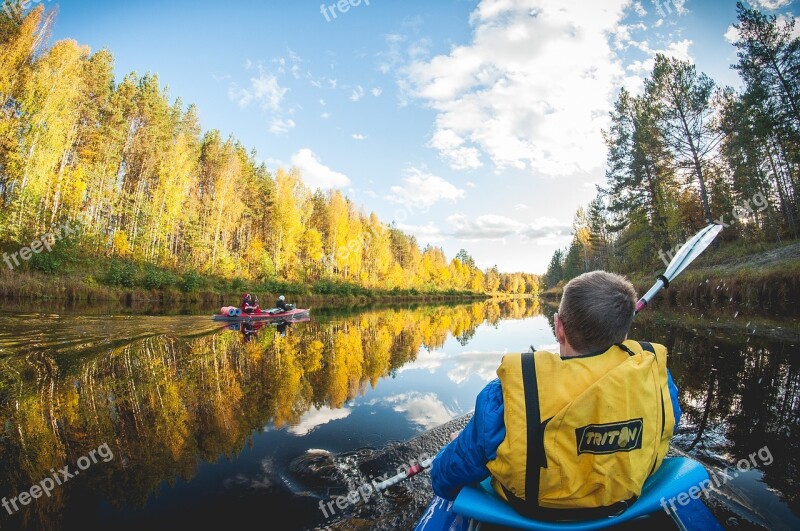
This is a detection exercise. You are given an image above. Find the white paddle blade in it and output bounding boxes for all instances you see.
[635,223,723,314]
[663,223,723,281]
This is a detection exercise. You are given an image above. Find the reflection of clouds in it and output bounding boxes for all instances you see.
[287,406,351,436]
[384,392,457,430]
[447,351,506,384]
[396,350,512,384]
[223,457,275,490]
[397,349,448,373]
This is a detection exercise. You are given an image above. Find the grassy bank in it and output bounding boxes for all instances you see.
[0,255,490,309]
[539,240,800,314]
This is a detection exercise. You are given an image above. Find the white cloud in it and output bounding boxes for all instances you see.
[750,0,792,9]
[378,33,432,75]
[724,15,800,48]
[290,148,351,190]
[634,1,647,16]
[429,129,483,170]
[446,214,572,242]
[448,214,522,240]
[228,71,288,111]
[518,217,574,241]
[724,24,740,44]
[350,85,365,101]
[371,87,383,97]
[613,22,648,49]
[622,38,695,96]
[321,112,331,119]
[514,203,528,210]
[269,118,295,135]
[352,133,367,140]
[388,168,465,208]
[395,222,445,245]
[403,0,631,176]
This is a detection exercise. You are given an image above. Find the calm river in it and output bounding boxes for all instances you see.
[0,299,797,530]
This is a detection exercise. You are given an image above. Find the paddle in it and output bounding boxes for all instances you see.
[634,223,723,314]
[373,222,724,492]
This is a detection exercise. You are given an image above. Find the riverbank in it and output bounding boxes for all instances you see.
[0,262,492,310]
[540,239,800,314]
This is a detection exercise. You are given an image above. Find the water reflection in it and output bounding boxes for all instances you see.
[631,312,800,528]
[0,299,539,530]
[0,299,796,530]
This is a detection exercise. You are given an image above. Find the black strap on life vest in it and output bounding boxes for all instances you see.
[636,341,668,476]
[522,351,541,508]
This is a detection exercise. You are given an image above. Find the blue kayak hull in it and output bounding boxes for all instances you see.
[414,457,724,531]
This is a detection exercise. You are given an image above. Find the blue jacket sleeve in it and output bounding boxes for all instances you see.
[430,378,506,501]
[667,368,681,429]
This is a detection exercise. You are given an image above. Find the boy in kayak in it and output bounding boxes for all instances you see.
[430,270,682,520]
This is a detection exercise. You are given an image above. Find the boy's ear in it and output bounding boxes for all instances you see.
[555,313,566,344]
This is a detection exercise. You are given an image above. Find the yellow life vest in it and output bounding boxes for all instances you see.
[486,340,675,520]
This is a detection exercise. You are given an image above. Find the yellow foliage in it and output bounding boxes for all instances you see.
[113,230,132,256]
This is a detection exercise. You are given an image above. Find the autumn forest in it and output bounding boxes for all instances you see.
[0,5,539,299]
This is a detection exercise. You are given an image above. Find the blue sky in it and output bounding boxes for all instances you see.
[42,0,799,274]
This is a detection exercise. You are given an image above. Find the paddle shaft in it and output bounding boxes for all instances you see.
[374,457,434,491]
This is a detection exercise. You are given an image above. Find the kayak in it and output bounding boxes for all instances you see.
[211,307,311,322]
[413,456,724,531]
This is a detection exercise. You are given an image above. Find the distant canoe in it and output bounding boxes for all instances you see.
[212,308,310,322]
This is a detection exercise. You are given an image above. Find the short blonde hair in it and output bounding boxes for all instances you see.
[558,271,637,353]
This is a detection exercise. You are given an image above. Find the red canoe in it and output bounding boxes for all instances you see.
[212,307,311,322]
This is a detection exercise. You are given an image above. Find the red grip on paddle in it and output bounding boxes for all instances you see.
[635,299,646,313]
[408,464,422,475]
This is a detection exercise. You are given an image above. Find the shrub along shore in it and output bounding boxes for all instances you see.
[0,257,493,310]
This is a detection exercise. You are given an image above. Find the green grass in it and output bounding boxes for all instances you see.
[0,250,489,304]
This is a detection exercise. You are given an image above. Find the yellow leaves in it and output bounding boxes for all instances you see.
[60,165,88,212]
[300,227,324,261]
[267,167,307,277]
[0,4,498,289]
[112,230,132,257]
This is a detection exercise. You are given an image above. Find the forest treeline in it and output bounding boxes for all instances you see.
[0,5,540,297]
[544,2,799,289]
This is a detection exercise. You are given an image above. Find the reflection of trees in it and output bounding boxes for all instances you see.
[0,299,541,529]
[631,317,800,511]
